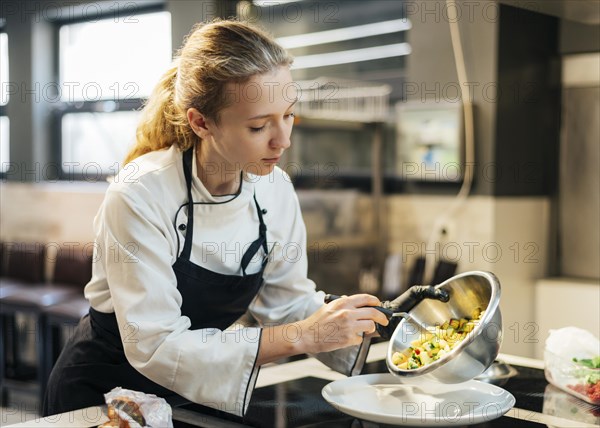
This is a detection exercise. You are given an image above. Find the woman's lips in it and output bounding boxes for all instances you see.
[262,157,280,163]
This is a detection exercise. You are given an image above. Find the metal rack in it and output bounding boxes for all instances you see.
[285,78,392,293]
[289,116,387,294]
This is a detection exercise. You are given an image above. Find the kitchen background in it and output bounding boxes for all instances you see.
[0,0,598,370]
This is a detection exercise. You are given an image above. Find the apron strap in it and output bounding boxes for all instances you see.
[240,194,269,276]
[180,146,195,260]
[180,146,268,272]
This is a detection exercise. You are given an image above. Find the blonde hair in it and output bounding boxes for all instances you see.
[123,19,294,165]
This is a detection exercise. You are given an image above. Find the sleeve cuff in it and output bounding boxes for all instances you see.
[241,327,263,416]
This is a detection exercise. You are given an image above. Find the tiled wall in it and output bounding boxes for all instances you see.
[534,277,600,359]
[0,182,107,280]
[1,182,107,245]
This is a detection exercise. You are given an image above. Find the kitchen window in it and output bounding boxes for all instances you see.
[57,9,171,178]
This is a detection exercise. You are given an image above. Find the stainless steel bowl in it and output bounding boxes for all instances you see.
[386,271,503,384]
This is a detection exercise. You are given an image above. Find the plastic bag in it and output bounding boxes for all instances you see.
[99,387,173,428]
[545,327,600,359]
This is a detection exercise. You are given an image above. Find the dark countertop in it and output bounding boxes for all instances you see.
[5,343,599,428]
[171,346,600,428]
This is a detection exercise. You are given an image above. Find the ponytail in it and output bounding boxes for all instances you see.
[123,61,196,166]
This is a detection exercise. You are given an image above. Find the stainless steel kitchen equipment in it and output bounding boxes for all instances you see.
[386,270,503,383]
[475,361,519,386]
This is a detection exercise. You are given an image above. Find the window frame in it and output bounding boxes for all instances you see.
[0,28,8,178]
[52,3,167,181]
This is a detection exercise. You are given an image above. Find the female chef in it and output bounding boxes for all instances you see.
[43,19,390,417]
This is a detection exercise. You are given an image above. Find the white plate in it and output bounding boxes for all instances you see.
[322,373,515,426]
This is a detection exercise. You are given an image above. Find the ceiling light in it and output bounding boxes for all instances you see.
[292,43,411,70]
[277,19,411,49]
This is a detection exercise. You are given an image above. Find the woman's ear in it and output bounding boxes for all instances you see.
[187,108,212,139]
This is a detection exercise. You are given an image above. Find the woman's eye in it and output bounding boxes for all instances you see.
[250,126,265,133]
[285,112,295,119]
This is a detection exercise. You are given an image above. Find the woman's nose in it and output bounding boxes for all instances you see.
[270,125,292,150]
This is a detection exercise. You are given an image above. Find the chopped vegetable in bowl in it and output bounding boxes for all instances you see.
[392,308,485,370]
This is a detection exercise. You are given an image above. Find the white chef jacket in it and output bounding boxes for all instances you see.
[84,144,365,416]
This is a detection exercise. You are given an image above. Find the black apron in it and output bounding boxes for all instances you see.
[43,147,269,416]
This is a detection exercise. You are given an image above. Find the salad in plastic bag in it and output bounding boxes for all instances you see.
[544,327,600,405]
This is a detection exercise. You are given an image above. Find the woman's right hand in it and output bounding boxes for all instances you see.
[297,294,389,354]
